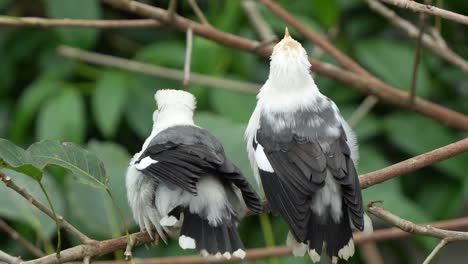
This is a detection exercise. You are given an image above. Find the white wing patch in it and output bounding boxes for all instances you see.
[135,156,158,170]
[179,235,196,249]
[160,215,178,226]
[232,249,246,259]
[254,143,274,173]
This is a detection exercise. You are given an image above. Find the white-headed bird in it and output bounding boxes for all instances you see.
[245,28,372,263]
[127,89,263,259]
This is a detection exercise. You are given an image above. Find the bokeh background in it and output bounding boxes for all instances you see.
[0,0,467,263]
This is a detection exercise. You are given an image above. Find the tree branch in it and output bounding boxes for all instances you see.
[0,16,160,28]
[183,28,193,86]
[100,0,468,131]
[0,172,93,244]
[0,218,45,257]
[367,0,468,73]
[379,0,468,26]
[0,250,21,264]
[187,0,210,26]
[359,138,468,189]
[241,0,277,42]
[368,204,468,263]
[57,45,260,93]
[347,95,379,127]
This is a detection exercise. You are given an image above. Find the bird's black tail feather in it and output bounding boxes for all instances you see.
[179,209,246,259]
[306,202,355,262]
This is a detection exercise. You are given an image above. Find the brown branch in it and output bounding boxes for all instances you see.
[259,0,370,76]
[380,0,468,26]
[183,28,193,86]
[368,204,468,263]
[23,231,151,264]
[409,0,430,103]
[0,218,45,257]
[57,46,260,93]
[360,138,468,189]
[359,242,384,264]
[0,250,22,264]
[100,0,468,131]
[0,16,161,28]
[347,95,379,127]
[241,0,277,42]
[187,0,210,26]
[368,0,468,73]
[0,172,93,244]
[166,0,177,22]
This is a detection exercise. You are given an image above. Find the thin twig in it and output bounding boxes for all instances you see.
[166,0,177,22]
[359,242,384,264]
[0,218,45,257]
[187,0,210,25]
[259,0,371,77]
[0,250,22,264]
[241,0,277,42]
[368,205,468,263]
[0,172,93,244]
[183,28,193,86]
[83,256,91,264]
[347,95,379,127]
[409,0,431,103]
[367,0,468,73]
[100,0,468,131]
[123,234,137,261]
[360,138,468,189]
[422,239,447,264]
[0,16,161,28]
[57,45,260,93]
[379,0,468,26]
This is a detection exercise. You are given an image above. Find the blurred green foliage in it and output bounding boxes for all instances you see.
[0,0,467,263]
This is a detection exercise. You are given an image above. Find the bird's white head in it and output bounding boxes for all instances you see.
[267,27,313,90]
[152,89,196,130]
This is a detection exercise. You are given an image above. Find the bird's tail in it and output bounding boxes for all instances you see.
[287,203,355,263]
[178,209,246,260]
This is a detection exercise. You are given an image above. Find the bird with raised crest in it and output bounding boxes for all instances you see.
[126,89,263,259]
[245,28,373,263]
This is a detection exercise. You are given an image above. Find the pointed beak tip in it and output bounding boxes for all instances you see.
[284,27,290,38]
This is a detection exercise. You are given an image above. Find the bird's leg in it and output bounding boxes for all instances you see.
[124,233,137,261]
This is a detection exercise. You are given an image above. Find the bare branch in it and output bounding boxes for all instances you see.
[368,0,468,73]
[360,138,468,189]
[57,45,260,93]
[166,0,177,22]
[369,204,468,263]
[100,0,468,131]
[347,95,379,127]
[241,0,277,42]
[422,239,447,264]
[359,242,384,264]
[409,0,430,103]
[183,28,193,86]
[0,218,45,257]
[83,256,91,264]
[0,172,93,244]
[0,250,21,264]
[0,16,160,28]
[259,0,370,76]
[123,233,137,261]
[187,0,210,25]
[380,0,468,26]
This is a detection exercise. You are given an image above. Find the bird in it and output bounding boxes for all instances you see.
[245,28,372,263]
[126,89,263,259]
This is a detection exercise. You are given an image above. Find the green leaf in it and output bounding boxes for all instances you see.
[0,139,42,180]
[195,112,260,193]
[28,140,107,188]
[384,112,465,179]
[355,39,432,97]
[209,90,257,123]
[36,88,85,143]
[135,41,185,68]
[45,0,101,48]
[125,86,155,139]
[312,0,339,28]
[11,77,60,143]
[93,71,130,138]
[65,141,133,238]
[0,169,64,237]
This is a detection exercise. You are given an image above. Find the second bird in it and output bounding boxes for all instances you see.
[245,29,372,263]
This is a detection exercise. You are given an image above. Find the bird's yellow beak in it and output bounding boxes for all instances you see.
[284,27,290,38]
